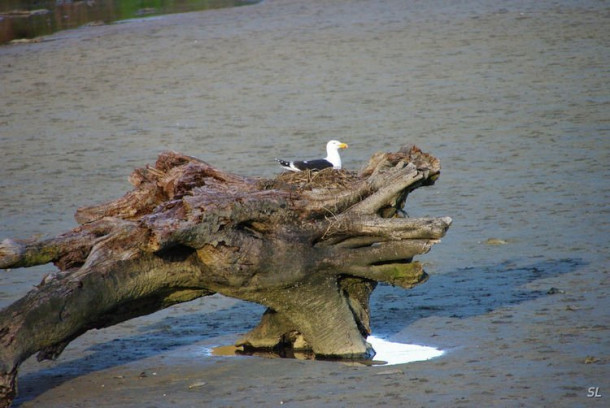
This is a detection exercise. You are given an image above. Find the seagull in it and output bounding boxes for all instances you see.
[276,140,349,172]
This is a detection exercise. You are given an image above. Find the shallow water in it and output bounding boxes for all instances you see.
[0,0,609,404]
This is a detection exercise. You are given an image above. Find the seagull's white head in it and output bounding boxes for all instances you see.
[325,140,348,169]
[326,140,349,152]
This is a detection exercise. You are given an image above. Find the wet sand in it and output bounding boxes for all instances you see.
[1,0,609,406]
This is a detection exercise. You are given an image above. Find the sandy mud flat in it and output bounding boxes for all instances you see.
[1,0,608,406]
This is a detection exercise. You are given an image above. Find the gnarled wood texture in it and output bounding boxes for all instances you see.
[0,145,450,407]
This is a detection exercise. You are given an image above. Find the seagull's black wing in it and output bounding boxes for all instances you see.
[292,159,333,171]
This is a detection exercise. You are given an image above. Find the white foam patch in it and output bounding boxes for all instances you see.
[367,336,444,365]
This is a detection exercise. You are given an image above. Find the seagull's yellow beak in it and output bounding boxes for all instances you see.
[339,142,348,149]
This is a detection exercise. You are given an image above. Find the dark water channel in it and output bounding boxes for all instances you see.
[0,0,259,45]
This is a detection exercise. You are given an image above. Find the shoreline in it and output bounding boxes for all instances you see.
[0,0,262,45]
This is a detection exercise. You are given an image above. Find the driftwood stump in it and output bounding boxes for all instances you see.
[0,145,450,406]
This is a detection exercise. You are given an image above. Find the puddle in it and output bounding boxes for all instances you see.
[204,336,443,366]
[366,336,444,365]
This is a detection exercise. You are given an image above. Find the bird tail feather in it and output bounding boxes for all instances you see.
[275,158,291,168]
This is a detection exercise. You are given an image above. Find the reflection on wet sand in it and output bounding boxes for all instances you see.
[208,336,443,366]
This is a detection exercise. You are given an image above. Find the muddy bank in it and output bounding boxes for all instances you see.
[1,0,608,406]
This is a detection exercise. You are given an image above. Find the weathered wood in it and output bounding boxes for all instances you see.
[0,145,450,407]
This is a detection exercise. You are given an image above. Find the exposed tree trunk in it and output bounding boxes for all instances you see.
[0,145,450,406]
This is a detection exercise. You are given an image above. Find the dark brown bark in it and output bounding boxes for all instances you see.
[0,145,450,406]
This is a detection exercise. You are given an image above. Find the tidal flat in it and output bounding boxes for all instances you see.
[1,0,608,406]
